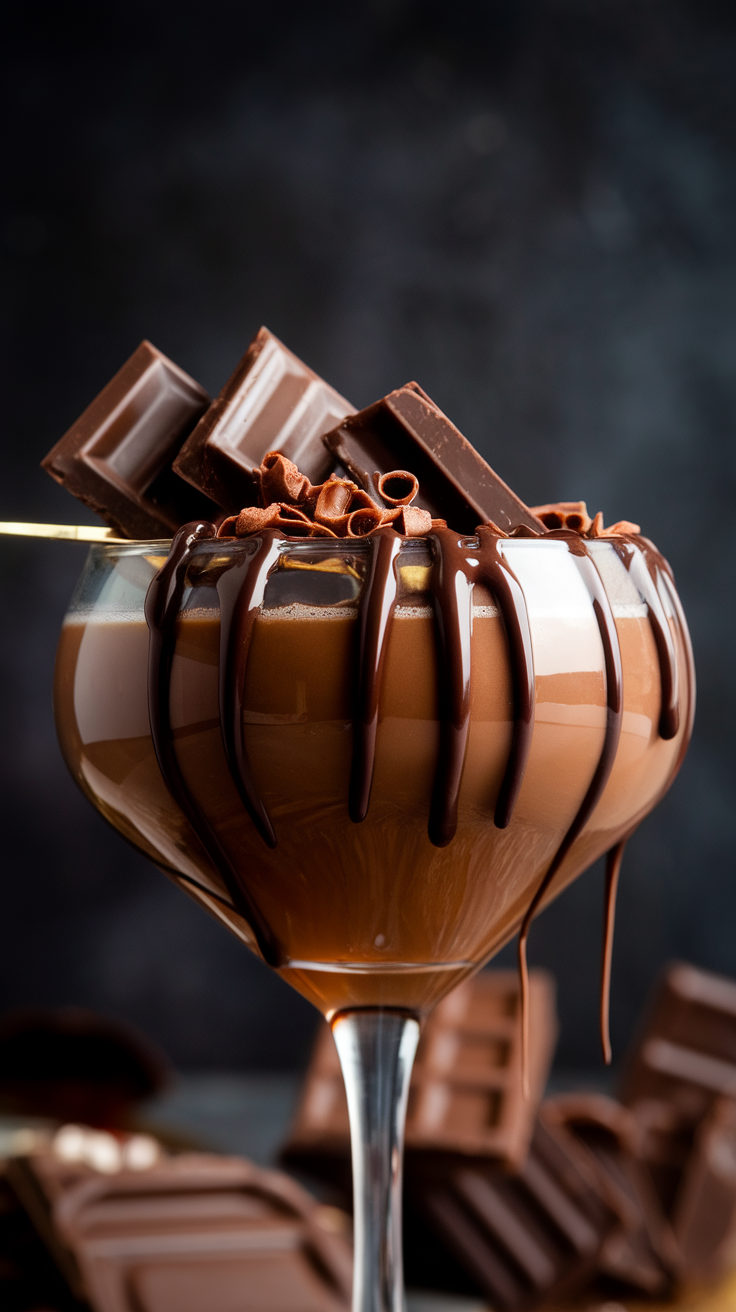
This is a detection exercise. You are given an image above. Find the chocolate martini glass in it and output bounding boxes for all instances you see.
[54,520,693,1312]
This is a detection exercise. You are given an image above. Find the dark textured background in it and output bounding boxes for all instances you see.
[1,0,734,1074]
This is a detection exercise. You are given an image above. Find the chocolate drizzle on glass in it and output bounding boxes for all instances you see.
[613,536,679,740]
[215,529,282,849]
[144,515,690,1060]
[144,521,282,968]
[349,527,402,823]
[516,537,624,1092]
[423,527,536,846]
[600,838,627,1065]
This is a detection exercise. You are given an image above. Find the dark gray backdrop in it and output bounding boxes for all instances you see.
[1,0,734,1073]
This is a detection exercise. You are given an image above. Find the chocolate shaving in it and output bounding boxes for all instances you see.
[346,506,387,537]
[394,505,433,536]
[258,451,311,506]
[377,469,420,506]
[532,500,593,533]
[532,502,642,539]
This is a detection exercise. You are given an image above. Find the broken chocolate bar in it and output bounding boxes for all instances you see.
[323,385,545,536]
[42,341,218,539]
[174,326,355,512]
[672,1096,736,1281]
[541,1093,677,1295]
[410,1117,616,1310]
[283,970,558,1194]
[10,1149,352,1312]
[621,961,736,1213]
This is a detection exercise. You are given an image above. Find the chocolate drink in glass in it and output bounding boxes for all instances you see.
[47,342,694,1312]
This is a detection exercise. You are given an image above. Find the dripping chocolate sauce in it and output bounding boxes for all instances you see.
[144,517,690,1059]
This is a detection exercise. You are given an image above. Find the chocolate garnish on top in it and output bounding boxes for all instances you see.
[42,341,218,539]
[173,326,355,512]
[323,384,546,536]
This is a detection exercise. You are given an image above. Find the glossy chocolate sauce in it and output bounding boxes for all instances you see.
[142,517,691,1059]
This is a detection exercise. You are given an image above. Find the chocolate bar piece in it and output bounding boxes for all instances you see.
[173,327,355,512]
[10,1149,352,1312]
[672,1096,736,1280]
[323,385,545,536]
[42,341,217,539]
[541,1094,677,1295]
[410,1118,616,1310]
[621,962,736,1213]
[282,970,558,1194]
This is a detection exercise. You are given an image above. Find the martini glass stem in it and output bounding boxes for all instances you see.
[332,1009,420,1312]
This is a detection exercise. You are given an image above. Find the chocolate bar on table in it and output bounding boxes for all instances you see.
[282,969,558,1196]
[410,1116,616,1310]
[621,961,736,1213]
[42,341,218,539]
[8,1149,352,1312]
[541,1093,678,1295]
[173,327,356,512]
[322,385,545,536]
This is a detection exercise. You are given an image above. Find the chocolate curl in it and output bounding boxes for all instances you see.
[377,469,420,507]
[478,520,509,538]
[314,478,358,526]
[394,504,432,537]
[532,500,593,533]
[600,519,642,537]
[346,506,386,537]
[274,518,338,538]
[588,511,605,537]
[259,451,311,506]
[221,505,281,537]
[431,518,448,530]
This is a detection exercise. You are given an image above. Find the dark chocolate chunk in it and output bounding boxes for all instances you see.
[323,385,545,536]
[42,341,217,539]
[174,327,355,512]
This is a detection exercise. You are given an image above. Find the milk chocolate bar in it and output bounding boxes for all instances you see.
[410,1118,616,1310]
[9,1149,352,1312]
[541,1094,677,1295]
[173,327,355,512]
[282,970,558,1192]
[42,341,218,539]
[323,385,545,536]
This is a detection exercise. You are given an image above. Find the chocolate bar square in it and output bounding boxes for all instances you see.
[42,341,216,539]
[173,327,355,512]
[323,386,545,536]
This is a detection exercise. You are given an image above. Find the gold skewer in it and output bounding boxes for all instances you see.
[0,521,164,545]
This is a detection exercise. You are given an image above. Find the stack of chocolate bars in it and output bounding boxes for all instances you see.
[42,327,543,540]
[283,962,736,1307]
